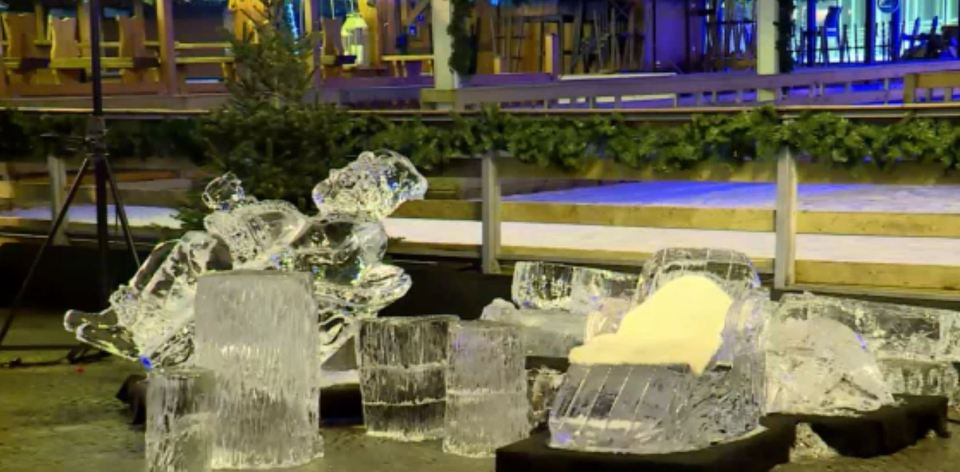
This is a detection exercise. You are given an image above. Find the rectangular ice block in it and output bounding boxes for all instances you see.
[146,367,214,472]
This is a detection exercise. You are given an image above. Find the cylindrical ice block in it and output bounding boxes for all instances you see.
[194,271,322,469]
[444,321,529,457]
[357,315,456,441]
[145,367,214,472]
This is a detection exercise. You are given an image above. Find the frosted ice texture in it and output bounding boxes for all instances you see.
[764,316,895,415]
[146,367,214,472]
[64,231,232,369]
[773,293,960,406]
[878,359,960,404]
[444,322,529,457]
[548,291,765,454]
[63,150,426,371]
[789,423,838,462]
[194,271,322,469]
[358,315,456,441]
[312,149,429,222]
[528,367,564,429]
[571,268,640,339]
[637,248,760,303]
[512,261,575,310]
[480,298,585,357]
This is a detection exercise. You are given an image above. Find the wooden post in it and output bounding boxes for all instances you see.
[47,154,68,245]
[156,0,179,94]
[903,73,916,103]
[431,0,460,102]
[774,146,797,290]
[481,153,501,275]
[756,0,777,102]
[544,33,560,78]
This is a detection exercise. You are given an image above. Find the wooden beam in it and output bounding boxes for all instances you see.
[481,153,501,274]
[774,146,797,289]
[155,0,179,94]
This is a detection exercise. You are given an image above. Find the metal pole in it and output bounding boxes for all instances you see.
[88,0,112,306]
[806,0,817,66]
[865,0,877,64]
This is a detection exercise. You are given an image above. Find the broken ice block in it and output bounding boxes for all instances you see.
[146,367,214,472]
[480,299,585,357]
[528,367,564,430]
[637,248,760,303]
[358,315,456,441]
[779,293,960,362]
[878,358,960,404]
[512,261,575,310]
[569,267,639,316]
[201,172,256,211]
[444,321,529,457]
[765,316,895,415]
[549,362,761,454]
[194,271,322,469]
[312,149,428,221]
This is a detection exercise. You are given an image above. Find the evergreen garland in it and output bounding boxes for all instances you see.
[448,0,475,77]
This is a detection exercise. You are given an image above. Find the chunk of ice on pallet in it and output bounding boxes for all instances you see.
[480,298,585,357]
[512,261,576,310]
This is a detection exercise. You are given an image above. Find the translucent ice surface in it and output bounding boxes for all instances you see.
[548,289,765,454]
[358,316,456,441]
[637,248,760,303]
[146,367,214,472]
[480,299,585,357]
[194,271,322,469]
[512,261,575,310]
[312,149,428,222]
[444,321,529,457]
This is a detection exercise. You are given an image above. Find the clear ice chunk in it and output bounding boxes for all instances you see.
[764,316,895,415]
[312,149,428,221]
[201,172,256,211]
[145,367,214,472]
[779,293,960,362]
[878,358,960,404]
[444,321,529,457]
[512,261,575,310]
[637,248,760,303]
[569,267,639,317]
[204,200,307,267]
[357,315,456,441]
[548,291,765,454]
[528,367,565,430]
[480,298,585,357]
[789,423,838,462]
[194,271,322,469]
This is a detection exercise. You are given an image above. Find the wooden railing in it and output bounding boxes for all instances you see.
[2,105,960,299]
[422,61,960,110]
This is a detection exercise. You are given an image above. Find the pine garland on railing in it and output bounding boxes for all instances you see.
[2,106,959,177]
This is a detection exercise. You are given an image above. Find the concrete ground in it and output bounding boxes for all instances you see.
[2,310,960,472]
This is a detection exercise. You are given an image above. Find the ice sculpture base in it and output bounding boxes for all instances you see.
[498,428,794,472]
[549,363,761,455]
[762,394,949,458]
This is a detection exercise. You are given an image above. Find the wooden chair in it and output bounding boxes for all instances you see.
[1,13,49,86]
[47,16,84,84]
[116,15,159,84]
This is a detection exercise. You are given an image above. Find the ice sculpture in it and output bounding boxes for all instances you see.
[63,150,427,371]
[482,263,639,357]
[549,276,765,454]
[480,299,585,357]
[194,271,322,469]
[358,315,456,441]
[637,247,760,303]
[444,321,529,457]
[777,293,960,404]
[146,367,214,472]
[764,316,895,415]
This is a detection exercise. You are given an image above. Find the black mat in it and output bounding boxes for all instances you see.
[763,395,949,458]
[496,424,797,472]
[116,375,364,426]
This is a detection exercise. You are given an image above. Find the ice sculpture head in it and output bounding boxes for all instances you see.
[312,150,428,221]
[202,172,253,211]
